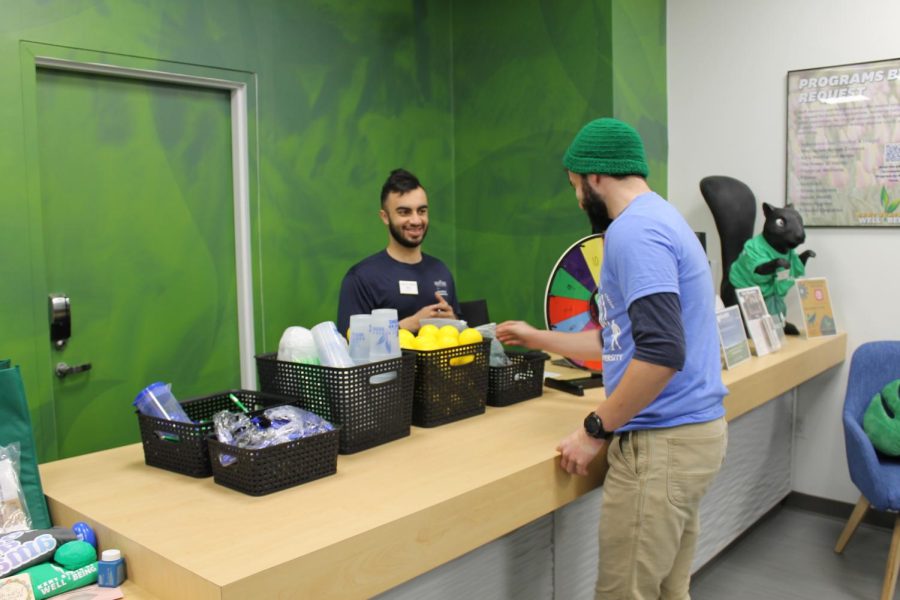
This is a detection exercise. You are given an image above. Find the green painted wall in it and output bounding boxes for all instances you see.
[452,0,667,327]
[1,0,665,461]
[2,0,455,461]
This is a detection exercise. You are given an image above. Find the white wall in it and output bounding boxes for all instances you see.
[668,0,900,503]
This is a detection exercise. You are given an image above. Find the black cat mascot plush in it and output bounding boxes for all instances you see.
[728,202,815,334]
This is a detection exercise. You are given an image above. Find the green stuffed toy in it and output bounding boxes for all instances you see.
[864,379,900,456]
[728,203,815,335]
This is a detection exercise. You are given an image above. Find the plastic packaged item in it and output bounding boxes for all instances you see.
[277,326,319,364]
[213,405,334,466]
[97,548,126,587]
[132,383,191,423]
[475,323,513,367]
[348,314,372,365]
[0,443,30,534]
[311,322,355,368]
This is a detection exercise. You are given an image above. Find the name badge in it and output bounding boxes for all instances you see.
[776,269,791,281]
[399,280,419,295]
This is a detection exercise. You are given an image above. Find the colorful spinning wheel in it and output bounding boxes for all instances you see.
[544,234,604,371]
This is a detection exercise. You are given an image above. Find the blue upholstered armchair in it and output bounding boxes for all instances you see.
[834,341,900,600]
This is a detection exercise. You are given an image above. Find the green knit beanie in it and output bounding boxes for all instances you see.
[864,379,900,456]
[563,118,649,177]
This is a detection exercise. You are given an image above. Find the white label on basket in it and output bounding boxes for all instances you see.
[399,280,418,295]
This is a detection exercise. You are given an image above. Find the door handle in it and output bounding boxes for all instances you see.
[55,362,92,379]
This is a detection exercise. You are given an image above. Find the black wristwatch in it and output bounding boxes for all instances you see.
[584,412,614,440]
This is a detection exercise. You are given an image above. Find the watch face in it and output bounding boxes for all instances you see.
[584,413,602,436]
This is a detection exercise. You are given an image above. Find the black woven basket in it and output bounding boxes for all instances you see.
[207,427,339,496]
[255,353,415,454]
[487,351,546,407]
[409,339,491,427]
[136,389,299,478]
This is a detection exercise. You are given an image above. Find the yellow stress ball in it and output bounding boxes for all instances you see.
[458,328,483,345]
[450,328,482,366]
[399,329,416,350]
[437,334,459,349]
[418,324,439,338]
[414,336,439,351]
[438,325,460,340]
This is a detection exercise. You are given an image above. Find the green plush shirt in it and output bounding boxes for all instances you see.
[728,235,805,316]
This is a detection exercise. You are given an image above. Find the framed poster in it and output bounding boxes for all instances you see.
[787,57,900,226]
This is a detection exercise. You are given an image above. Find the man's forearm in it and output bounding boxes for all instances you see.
[595,359,676,431]
[532,329,602,359]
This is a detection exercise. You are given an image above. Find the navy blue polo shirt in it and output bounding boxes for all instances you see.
[337,250,460,332]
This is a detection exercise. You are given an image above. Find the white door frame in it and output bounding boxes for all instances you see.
[34,56,258,388]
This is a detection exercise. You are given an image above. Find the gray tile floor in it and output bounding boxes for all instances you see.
[691,506,896,599]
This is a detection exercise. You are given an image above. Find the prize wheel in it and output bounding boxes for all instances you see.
[544,233,604,371]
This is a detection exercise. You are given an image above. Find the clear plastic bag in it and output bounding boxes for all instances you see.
[0,443,31,533]
[213,406,334,466]
[475,323,512,367]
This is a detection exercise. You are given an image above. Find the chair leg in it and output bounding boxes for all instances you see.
[882,515,900,600]
[835,495,870,553]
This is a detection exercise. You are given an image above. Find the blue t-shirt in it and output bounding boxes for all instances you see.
[337,250,460,332]
[598,192,727,431]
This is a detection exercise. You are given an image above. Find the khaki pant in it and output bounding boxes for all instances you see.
[595,417,727,600]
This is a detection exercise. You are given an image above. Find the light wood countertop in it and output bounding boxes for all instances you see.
[39,333,846,600]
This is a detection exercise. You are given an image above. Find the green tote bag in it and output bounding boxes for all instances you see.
[0,359,51,529]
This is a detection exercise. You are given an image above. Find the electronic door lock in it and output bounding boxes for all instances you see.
[48,294,71,349]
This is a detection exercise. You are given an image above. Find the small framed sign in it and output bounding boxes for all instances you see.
[736,286,783,356]
[716,305,751,369]
[796,277,838,337]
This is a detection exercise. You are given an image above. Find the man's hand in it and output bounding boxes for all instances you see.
[496,320,541,348]
[556,427,607,476]
[399,292,457,331]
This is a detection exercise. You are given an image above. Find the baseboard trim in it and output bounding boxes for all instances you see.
[782,491,895,530]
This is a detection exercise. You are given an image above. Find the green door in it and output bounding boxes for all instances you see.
[35,68,241,458]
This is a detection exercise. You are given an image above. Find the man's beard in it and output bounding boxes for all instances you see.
[388,219,428,248]
[582,180,613,233]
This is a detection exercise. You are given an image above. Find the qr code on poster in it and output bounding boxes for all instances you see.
[885,143,900,163]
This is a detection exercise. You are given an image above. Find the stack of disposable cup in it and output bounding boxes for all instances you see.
[311,321,355,368]
[348,314,373,365]
[133,382,192,423]
[370,308,401,360]
[369,309,400,383]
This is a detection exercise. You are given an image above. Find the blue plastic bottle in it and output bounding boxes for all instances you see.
[97,549,126,587]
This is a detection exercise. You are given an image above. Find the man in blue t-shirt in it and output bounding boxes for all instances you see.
[497,118,728,599]
[337,169,461,333]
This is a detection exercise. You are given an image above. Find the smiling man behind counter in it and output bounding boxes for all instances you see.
[337,168,461,334]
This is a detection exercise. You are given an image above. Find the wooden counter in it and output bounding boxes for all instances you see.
[39,334,846,600]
